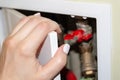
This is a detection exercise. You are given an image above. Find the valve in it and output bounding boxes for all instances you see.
[64,29,92,44]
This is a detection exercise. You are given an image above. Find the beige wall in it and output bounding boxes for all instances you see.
[68,0,120,80]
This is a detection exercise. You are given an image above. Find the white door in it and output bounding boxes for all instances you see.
[1,8,60,80]
[2,8,25,34]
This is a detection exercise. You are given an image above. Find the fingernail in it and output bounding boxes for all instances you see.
[34,13,40,16]
[63,44,70,54]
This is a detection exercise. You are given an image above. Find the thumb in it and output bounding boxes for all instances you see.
[37,44,70,80]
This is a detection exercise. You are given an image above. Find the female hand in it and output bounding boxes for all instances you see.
[0,13,70,80]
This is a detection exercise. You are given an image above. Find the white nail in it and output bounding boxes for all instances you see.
[34,13,40,16]
[63,44,70,54]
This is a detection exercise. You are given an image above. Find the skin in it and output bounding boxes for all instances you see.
[0,14,68,80]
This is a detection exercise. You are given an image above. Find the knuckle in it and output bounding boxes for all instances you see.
[44,19,59,31]
[17,43,32,56]
[39,21,50,31]
[3,37,16,49]
[19,17,29,23]
[30,17,39,23]
[18,44,28,54]
[38,18,60,32]
[39,76,48,80]
[19,17,26,22]
[56,56,67,67]
[39,72,50,80]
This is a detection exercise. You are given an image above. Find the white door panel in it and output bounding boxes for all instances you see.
[2,8,25,34]
[0,9,5,49]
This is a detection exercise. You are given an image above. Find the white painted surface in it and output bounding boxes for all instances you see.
[3,8,25,33]
[38,31,60,80]
[0,1,112,80]
[0,10,5,46]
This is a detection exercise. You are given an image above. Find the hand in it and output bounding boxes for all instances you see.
[0,13,70,80]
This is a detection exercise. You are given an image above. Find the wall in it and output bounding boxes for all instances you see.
[68,0,120,80]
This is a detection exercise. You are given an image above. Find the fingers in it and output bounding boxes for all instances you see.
[7,13,62,57]
[37,44,70,80]
[11,13,61,43]
[10,16,29,36]
[10,13,41,36]
[11,14,42,42]
[19,17,61,53]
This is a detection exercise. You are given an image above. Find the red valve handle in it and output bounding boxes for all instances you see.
[64,29,92,43]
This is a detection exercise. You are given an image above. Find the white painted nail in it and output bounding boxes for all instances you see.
[63,44,70,54]
[34,13,40,16]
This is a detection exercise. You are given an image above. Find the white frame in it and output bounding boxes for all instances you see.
[0,1,112,80]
